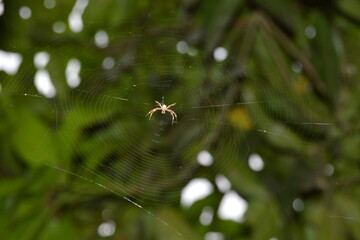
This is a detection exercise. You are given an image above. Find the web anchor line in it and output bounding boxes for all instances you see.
[40,162,185,239]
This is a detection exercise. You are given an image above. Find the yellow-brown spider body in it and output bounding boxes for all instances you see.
[146,100,177,124]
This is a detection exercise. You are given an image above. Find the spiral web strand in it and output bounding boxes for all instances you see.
[0,22,334,239]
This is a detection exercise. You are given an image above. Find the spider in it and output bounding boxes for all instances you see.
[146,100,177,124]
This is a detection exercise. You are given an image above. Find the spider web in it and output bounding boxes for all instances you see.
[0,2,336,239]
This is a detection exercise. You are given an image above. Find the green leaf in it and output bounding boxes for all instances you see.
[11,108,58,167]
[39,218,78,240]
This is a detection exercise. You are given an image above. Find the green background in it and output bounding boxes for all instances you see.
[1,0,360,239]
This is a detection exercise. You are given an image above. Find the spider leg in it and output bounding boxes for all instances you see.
[147,111,154,120]
[167,103,176,109]
[172,110,178,121]
[172,113,175,124]
[146,108,161,119]
[155,101,162,107]
[167,109,177,124]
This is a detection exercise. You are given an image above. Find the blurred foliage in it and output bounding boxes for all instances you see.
[1,0,360,239]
